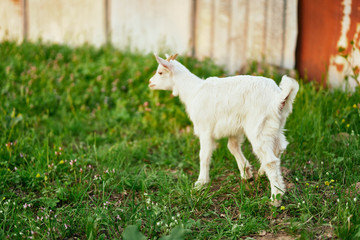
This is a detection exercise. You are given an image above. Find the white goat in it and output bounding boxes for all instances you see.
[149,54,299,206]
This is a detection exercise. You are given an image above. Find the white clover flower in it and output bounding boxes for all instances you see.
[23,203,31,209]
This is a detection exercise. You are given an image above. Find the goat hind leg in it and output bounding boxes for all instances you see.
[259,132,287,176]
[259,137,279,176]
[254,144,285,206]
[227,136,253,179]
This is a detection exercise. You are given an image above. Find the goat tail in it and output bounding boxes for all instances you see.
[278,75,299,116]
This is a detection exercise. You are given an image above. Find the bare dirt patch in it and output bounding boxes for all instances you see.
[244,231,297,240]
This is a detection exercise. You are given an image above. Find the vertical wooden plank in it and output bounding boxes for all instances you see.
[110,0,137,50]
[110,0,192,54]
[61,0,106,47]
[104,0,110,44]
[23,0,28,40]
[195,0,213,59]
[264,0,284,66]
[212,0,232,68]
[246,0,266,61]
[28,0,106,46]
[28,0,62,43]
[228,0,248,73]
[0,0,24,42]
[282,0,297,69]
[191,0,197,56]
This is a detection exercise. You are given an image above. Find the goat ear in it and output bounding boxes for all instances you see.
[154,54,172,70]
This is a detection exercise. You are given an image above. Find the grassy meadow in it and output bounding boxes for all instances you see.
[0,41,360,239]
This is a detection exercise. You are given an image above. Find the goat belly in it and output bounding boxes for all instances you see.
[212,117,244,139]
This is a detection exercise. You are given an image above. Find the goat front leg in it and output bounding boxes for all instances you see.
[195,135,215,188]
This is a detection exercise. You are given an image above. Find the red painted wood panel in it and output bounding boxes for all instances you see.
[296,0,360,86]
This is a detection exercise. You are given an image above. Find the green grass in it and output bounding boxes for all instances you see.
[0,41,359,239]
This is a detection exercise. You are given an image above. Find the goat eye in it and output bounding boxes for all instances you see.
[158,72,163,75]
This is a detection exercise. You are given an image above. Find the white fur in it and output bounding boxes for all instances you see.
[149,54,299,206]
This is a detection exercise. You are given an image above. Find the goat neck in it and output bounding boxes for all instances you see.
[172,64,203,105]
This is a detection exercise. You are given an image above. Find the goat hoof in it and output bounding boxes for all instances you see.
[241,175,252,181]
[270,199,282,207]
[240,168,253,180]
[244,170,253,180]
[194,179,209,189]
[258,167,265,176]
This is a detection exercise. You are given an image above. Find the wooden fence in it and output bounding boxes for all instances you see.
[0,0,297,74]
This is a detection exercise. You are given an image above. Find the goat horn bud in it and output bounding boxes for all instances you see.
[166,54,178,61]
[171,53,178,60]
